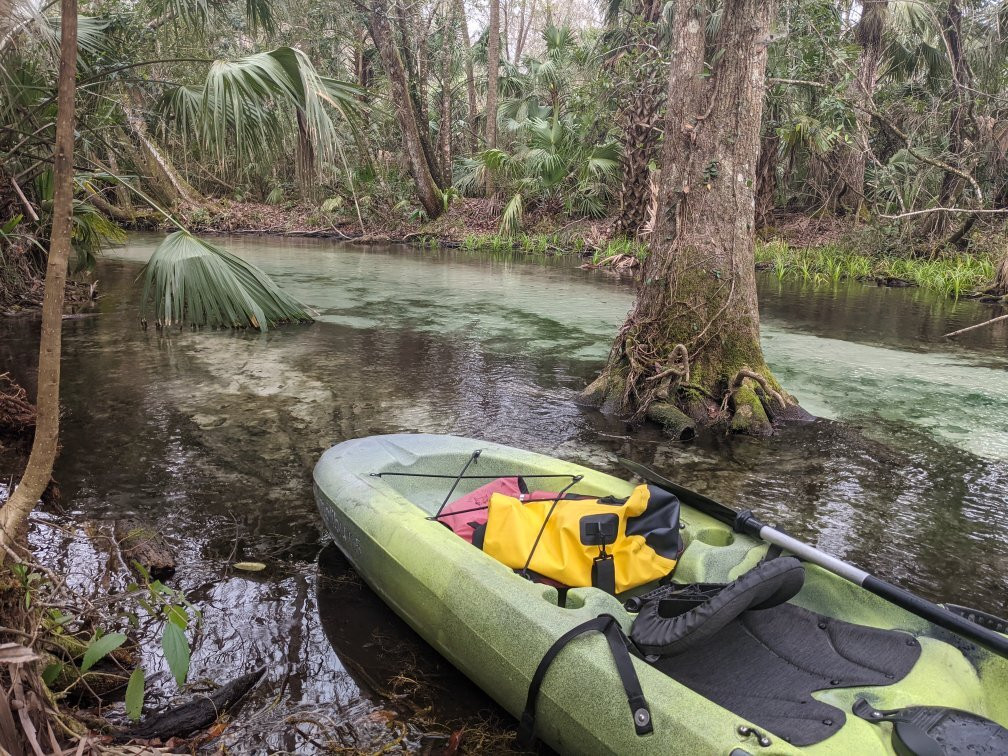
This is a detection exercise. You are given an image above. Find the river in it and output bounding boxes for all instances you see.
[2,234,1006,752]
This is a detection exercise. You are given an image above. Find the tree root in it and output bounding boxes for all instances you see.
[645,402,696,441]
[728,383,773,437]
[727,368,786,410]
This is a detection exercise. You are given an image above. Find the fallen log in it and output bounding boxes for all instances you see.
[113,520,176,580]
[121,666,266,741]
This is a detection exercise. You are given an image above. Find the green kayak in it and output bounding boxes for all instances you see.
[313,433,1008,754]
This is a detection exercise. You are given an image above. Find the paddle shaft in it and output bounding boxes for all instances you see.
[757,525,1008,658]
[618,458,1008,660]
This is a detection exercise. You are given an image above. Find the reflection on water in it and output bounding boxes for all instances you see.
[1,234,1006,751]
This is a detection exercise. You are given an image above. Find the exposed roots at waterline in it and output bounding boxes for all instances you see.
[721,369,787,414]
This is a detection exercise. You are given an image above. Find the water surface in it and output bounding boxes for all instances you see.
[2,234,1006,752]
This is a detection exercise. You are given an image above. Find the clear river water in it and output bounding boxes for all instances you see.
[1,234,1006,753]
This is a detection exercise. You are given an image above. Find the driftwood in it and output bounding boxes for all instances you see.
[121,666,266,741]
[113,519,176,580]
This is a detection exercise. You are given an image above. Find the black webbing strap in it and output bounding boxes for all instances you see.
[591,554,616,595]
[517,614,653,747]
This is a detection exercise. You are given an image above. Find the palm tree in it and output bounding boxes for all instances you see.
[1,0,358,329]
[455,26,620,233]
[605,0,666,240]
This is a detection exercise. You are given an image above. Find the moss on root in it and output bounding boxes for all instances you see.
[645,402,697,441]
[729,383,773,436]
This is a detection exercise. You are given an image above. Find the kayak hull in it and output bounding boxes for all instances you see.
[314,434,1008,755]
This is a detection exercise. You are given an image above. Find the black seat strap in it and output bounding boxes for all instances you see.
[761,543,784,563]
[517,614,653,748]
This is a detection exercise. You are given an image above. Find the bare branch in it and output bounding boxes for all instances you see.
[880,207,1008,220]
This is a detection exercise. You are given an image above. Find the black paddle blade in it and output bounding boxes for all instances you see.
[616,458,738,528]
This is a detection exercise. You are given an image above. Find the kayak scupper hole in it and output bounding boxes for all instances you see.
[694,528,734,547]
[543,587,585,610]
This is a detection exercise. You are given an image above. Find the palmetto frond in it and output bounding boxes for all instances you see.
[140,231,313,331]
[499,192,524,236]
[142,0,275,34]
[159,47,361,171]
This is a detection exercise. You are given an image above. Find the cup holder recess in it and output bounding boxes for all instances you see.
[693,527,735,547]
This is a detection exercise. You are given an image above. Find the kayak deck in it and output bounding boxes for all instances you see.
[314,434,1008,754]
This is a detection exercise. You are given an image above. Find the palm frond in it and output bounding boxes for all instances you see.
[586,143,620,177]
[140,231,313,331]
[499,192,524,235]
[71,200,125,272]
[159,47,358,171]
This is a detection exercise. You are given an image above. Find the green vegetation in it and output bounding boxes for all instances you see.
[756,240,997,299]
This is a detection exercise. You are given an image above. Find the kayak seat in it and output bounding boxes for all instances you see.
[630,556,806,657]
[630,558,922,747]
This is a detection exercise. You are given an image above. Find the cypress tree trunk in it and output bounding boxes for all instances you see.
[485,0,501,195]
[612,0,665,240]
[0,0,76,557]
[583,0,803,437]
[364,0,445,218]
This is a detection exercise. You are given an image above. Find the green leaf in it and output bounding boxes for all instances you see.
[166,605,188,630]
[0,215,22,234]
[81,633,127,672]
[42,662,62,687]
[125,667,146,721]
[233,561,266,572]
[161,622,190,688]
[131,561,151,582]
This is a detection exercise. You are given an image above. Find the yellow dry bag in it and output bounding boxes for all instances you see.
[476,484,682,594]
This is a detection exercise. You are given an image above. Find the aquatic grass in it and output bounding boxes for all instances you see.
[593,237,649,265]
[755,240,996,299]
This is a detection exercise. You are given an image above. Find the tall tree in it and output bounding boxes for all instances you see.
[453,0,479,153]
[824,0,889,216]
[583,0,801,437]
[0,0,77,556]
[611,0,666,240]
[926,0,978,241]
[992,251,1008,298]
[363,0,445,217]
[437,0,454,185]
[485,0,501,194]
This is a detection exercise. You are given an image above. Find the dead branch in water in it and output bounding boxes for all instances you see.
[945,312,1008,338]
[0,373,36,452]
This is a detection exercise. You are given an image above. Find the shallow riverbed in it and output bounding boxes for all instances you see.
[2,235,1006,752]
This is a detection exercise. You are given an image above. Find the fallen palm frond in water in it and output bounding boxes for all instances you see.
[139,231,314,331]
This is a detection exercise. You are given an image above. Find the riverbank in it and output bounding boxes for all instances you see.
[175,200,1008,301]
[5,200,1006,317]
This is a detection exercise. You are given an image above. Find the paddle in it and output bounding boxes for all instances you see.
[618,457,1008,660]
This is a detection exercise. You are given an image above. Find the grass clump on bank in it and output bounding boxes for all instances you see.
[756,240,996,298]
